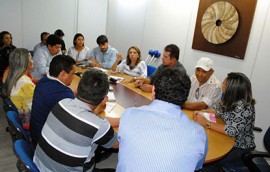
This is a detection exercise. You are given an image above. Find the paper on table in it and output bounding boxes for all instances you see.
[105,102,116,113]
[203,113,217,123]
[108,91,116,102]
[105,102,122,118]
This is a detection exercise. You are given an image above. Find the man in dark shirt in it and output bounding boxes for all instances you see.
[30,55,76,147]
[134,44,186,92]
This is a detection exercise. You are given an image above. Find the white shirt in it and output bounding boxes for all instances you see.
[116,60,147,78]
[187,74,222,107]
[67,46,90,61]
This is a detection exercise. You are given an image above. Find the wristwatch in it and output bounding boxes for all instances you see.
[206,121,211,129]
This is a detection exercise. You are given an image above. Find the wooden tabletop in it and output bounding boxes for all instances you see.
[70,67,235,164]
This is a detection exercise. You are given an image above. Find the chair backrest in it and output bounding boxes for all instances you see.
[147,65,157,77]
[264,126,270,153]
[3,97,19,114]
[13,139,39,172]
[6,111,31,143]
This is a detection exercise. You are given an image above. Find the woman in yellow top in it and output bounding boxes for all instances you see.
[2,48,35,129]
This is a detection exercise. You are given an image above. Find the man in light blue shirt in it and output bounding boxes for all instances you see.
[88,35,118,69]
[33,32,49,55]
[31,34,62,79]
[117,68,208,172]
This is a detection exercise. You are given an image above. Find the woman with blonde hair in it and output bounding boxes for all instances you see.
[2,48,35,129]
[111,46,147,83]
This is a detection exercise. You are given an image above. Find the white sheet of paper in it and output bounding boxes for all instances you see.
[107,91,116,102]
[105,102,116,113]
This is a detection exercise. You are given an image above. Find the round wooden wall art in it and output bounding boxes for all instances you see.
[201,1,239,44]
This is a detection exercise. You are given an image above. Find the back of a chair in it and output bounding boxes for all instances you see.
[147,65,157,77]
[3,97,19,114]
[6,111,31,143]
[13,139,39,172]
[264,127,270,153]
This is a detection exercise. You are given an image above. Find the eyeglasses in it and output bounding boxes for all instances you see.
[195,87,200,99]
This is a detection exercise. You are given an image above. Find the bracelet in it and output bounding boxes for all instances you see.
[206,121,211,128]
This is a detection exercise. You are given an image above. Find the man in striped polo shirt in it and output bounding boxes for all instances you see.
[34,69,118,172]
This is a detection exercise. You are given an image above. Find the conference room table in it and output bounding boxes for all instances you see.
[70,67,235,164]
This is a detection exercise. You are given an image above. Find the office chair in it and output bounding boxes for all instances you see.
[242,126,270,172]
[147,65,157,77]
[13,139,40,172]
[6,111,31,143]
[3,97,19,114]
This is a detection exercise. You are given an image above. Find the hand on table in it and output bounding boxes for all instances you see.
[193,111,208,126]
[139,84,153,92]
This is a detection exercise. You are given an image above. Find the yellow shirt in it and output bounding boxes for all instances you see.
[10,75,35,114]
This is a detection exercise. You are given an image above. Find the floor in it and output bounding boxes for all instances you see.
[0,98,118,171]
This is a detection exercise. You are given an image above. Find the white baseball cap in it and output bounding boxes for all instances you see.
[195,57,213,71]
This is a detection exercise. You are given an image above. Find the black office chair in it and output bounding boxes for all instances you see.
[6,111,31,143]
[242,126,270,172]
[3,97,19,114]
[13,139,40,172]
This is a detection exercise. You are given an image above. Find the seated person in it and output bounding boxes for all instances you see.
[34,68,119,172]
[134,44,186,92]
[67,33,90,63]
[30,55,76,147]
[54,29,66,54]
[194,72,256,171]
[183,57,222,110]
[111,46,147,83]
[117,68,207,171]
[31,34,62,79]
[88,35,118,69]
[2,48,35,129]
[0,31,16,81]
[33,32,49,55]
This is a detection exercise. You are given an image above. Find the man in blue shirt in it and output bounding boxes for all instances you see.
[88,35,118,69]
[31,34,62,79]
[30,55,76,147]
[117,68,208,172]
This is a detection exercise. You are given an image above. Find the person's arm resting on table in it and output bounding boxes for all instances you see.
[183,101,208,110]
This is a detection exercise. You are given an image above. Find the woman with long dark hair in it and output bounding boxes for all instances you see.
[194,72,256,171]
[0,31,16,80]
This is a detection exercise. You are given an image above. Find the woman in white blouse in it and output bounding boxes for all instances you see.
[67,33,89,62]
[111,46,147,83]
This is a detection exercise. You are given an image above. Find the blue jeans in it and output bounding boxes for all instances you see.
[202,147,255,172]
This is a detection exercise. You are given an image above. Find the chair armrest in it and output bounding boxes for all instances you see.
[242,150,270,171]
[253,126,263,132]
[243,150,270,159]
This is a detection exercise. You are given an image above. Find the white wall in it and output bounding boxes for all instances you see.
[107,0,270,151]
[0,0,107,51]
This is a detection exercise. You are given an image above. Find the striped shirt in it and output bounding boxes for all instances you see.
[187,74,222,108]
[34,98,117,172]
[117,100,208,172]
[116,60,147,77]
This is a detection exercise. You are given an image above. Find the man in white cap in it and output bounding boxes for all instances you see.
[183,57,222,110]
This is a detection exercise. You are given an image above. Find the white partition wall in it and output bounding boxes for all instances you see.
[106,0,270,151]
[0,0,108,51]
